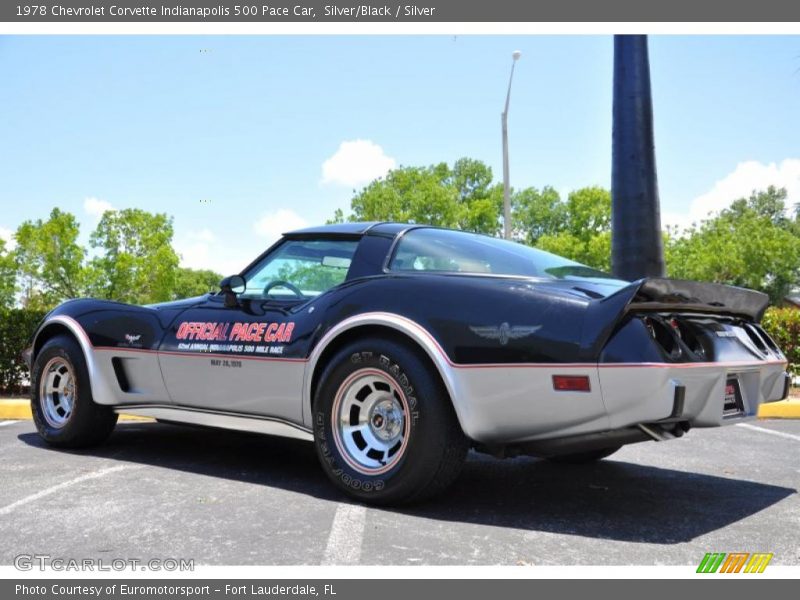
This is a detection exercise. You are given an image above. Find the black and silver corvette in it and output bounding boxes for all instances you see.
[24,223,790,504]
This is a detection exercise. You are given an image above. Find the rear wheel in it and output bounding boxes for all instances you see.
[313,337,469,505]
[31,334,118,448]
[546,445,621,465]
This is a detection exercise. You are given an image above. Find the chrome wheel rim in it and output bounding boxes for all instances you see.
[332,368,410,475]
[39,357,76,428]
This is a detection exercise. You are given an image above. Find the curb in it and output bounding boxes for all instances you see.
[757,398,800,419]
[2,399,798,421]
[0,399,152,422]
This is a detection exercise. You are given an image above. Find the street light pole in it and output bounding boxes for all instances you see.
[502,50,522,240]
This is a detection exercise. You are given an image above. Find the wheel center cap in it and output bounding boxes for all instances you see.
[370,399,402,442]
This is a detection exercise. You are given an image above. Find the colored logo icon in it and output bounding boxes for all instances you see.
[696,553,773,573]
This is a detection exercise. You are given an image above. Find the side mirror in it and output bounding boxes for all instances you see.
[220,274,246,308]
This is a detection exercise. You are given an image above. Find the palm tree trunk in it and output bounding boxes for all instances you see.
[611,34,666,280]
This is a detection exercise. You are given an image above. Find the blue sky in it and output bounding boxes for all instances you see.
[0,35,798,274]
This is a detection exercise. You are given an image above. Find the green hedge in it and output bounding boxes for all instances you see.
[761,307,800,377]
[0,308,47,395]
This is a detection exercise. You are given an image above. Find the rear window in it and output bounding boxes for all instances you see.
[389,228,614,280]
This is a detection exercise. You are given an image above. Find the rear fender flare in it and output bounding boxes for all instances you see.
[302,312,464,431]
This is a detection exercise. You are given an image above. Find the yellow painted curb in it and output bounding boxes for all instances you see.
[3,397,797,421]
[0,400,33,420]
[0,399,153,422]
[758,399,800,419]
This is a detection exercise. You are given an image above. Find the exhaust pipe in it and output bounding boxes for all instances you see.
[637,423,676,442]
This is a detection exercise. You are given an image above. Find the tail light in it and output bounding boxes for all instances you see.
[642,316,681,359]
[753,325,781,353]
[742,323,768,355]
[552,375,591,392]
[673,318,707,359]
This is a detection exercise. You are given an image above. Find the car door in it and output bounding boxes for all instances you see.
[158,237,360,424]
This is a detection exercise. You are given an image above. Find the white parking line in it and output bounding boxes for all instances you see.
[0,465,128,516]
[736,423,800,442]
[321,503,367,565]
[0,421,19,427]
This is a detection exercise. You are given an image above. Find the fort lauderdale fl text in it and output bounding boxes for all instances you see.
[17,4,438,19]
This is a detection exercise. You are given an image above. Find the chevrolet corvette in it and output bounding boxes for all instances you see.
[24,223,790,503]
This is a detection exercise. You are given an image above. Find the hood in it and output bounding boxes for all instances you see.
[144,294,211,310]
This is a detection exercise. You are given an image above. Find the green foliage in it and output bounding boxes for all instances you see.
[761,307,800,376]
[0,307,47,394]
[535,187,613,271]
[276,262,348,294]
[344,158,503,235]
[340,158,614,271]
[511,186,566,244]
[173,268,223,300]
[327,208,346,225]
[14,208,87,310]
[0,239,16,309]
[88,208,180,304]
[666,187,800,303]
[9,206,202,310]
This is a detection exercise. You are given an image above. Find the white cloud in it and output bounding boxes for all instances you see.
[687,159,800,225]
[173,228,243,276]
[174,229,215,270]
[253,208,308,244]
[321,139,396,187]
[83,197,115,222]
[661,210,692,233]
[0,226,15,251]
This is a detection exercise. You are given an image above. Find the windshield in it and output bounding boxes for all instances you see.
[242,239,358,299]
[389,228,618,281]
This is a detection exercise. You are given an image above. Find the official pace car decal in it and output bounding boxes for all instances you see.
[174,320,295,356]
[469,322,541,346]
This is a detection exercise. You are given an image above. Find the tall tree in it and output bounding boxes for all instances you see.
[511,186,566,244]
[342,159,503,235]
[14,208,86,309]
[447,158,503,235]
[88,208,179,304]
[666,187,800,303]
[536,187,613,271]
[173,268,222,299]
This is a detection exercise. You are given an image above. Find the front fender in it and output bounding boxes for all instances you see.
[30,314,120,405]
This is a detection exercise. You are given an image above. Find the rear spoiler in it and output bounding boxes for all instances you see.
[580,278,770,360]
[626,278,769,321]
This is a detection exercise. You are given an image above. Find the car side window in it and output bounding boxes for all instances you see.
[242,239,359,300]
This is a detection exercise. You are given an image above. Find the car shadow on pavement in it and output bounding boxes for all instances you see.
[18,422,795,545]
[18,421,341,503]
[404,452,796,544]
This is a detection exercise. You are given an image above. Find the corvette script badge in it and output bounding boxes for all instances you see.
[469,323,542,346]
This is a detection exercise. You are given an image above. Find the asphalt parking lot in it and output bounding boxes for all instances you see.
[0,418,798,566]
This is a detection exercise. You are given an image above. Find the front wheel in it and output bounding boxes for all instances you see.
[31,334,118,448]
[313,337,469,505]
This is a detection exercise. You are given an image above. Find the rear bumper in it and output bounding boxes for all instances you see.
[598,360,789,429]
[447,359,789,445]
